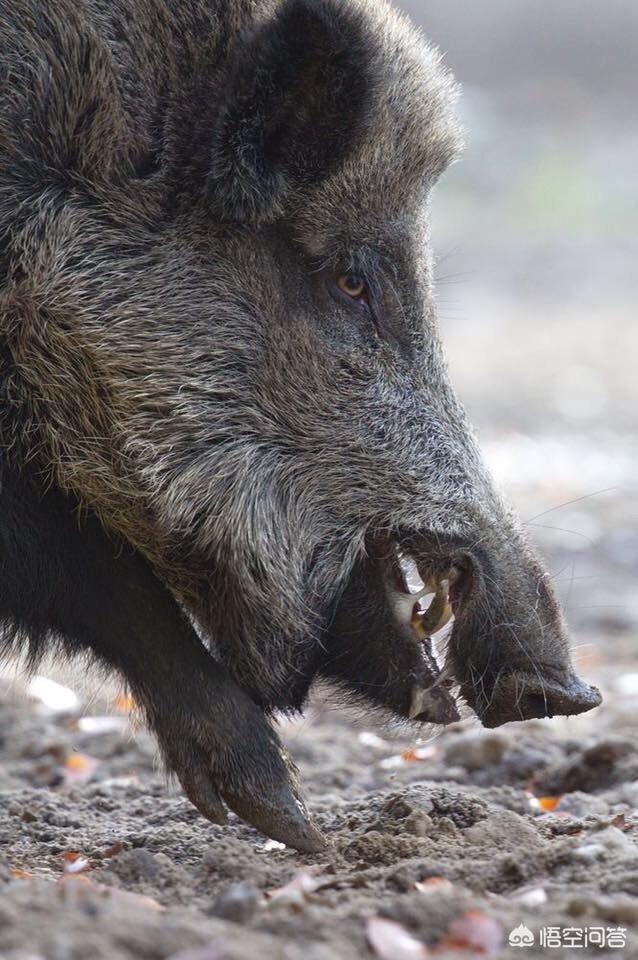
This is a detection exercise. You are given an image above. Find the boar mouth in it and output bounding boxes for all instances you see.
[382,540,466,716]
[388,545,465,639]
[372,534,601,728]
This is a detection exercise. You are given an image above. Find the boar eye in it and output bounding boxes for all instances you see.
[336,272,368,301]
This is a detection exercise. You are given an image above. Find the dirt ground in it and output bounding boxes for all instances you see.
[0,618,637,960]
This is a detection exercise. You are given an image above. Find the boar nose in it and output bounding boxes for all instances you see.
[478,671,602,728]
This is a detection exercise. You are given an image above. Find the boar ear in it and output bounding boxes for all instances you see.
[208,0,373,222]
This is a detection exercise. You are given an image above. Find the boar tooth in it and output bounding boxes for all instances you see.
[409,685,460,724]
[410,595,434,640]
[412,585,453,638]
[394,548,426,595]
[390,589,422,628]
[409,686,429,719]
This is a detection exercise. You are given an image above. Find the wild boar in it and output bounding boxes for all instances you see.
[0,0,601,851]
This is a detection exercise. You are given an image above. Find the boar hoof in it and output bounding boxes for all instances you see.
[161,722,325,853]
[176,751,228,826]
[221,779,327,853]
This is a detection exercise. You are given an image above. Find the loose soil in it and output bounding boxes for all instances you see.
[0,654,637,959]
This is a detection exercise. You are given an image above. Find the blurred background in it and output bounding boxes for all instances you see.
[399,0,638,669]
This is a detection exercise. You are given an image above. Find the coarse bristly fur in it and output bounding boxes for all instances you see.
[0,0,601,850]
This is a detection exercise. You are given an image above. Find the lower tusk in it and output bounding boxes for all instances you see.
[395,549,426,594]
[409,683,461,723]
[409,685,428,719]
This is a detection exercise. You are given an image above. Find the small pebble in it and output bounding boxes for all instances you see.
[209,882,260,923]
[443,731,512,770]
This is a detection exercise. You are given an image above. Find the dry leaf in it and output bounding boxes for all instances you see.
[267,868,323,908]
[380,745,437,769]
[78,715,129,734]
[63,753,100,785]
[27,676,79,713]
[513,886,547,907]
[260,838,286,852]
[402,746,436,762]
[528,793,561,812]
[358,731,389,749]
[101,842,125,858]
[442,910,503,956]
[63,852,90,874]
[367,917,429,960]
[537,796,560,812]
[415,877,453,894]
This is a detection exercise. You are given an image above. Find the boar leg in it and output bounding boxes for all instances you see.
[0,466,325,852]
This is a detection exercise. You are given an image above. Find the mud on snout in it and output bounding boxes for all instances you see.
[328,529,602,729]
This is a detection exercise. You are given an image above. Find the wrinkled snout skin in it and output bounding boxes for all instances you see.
[0,0,601,850]
[441,528,602,727]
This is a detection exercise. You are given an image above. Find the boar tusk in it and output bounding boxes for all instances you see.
[394,547,426,595]
[409,683,461,724]
[412,584,453,639]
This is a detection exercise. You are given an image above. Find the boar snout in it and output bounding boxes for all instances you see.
[355,527,601,730]
[446,537,602,727]
[476,671,602,729]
